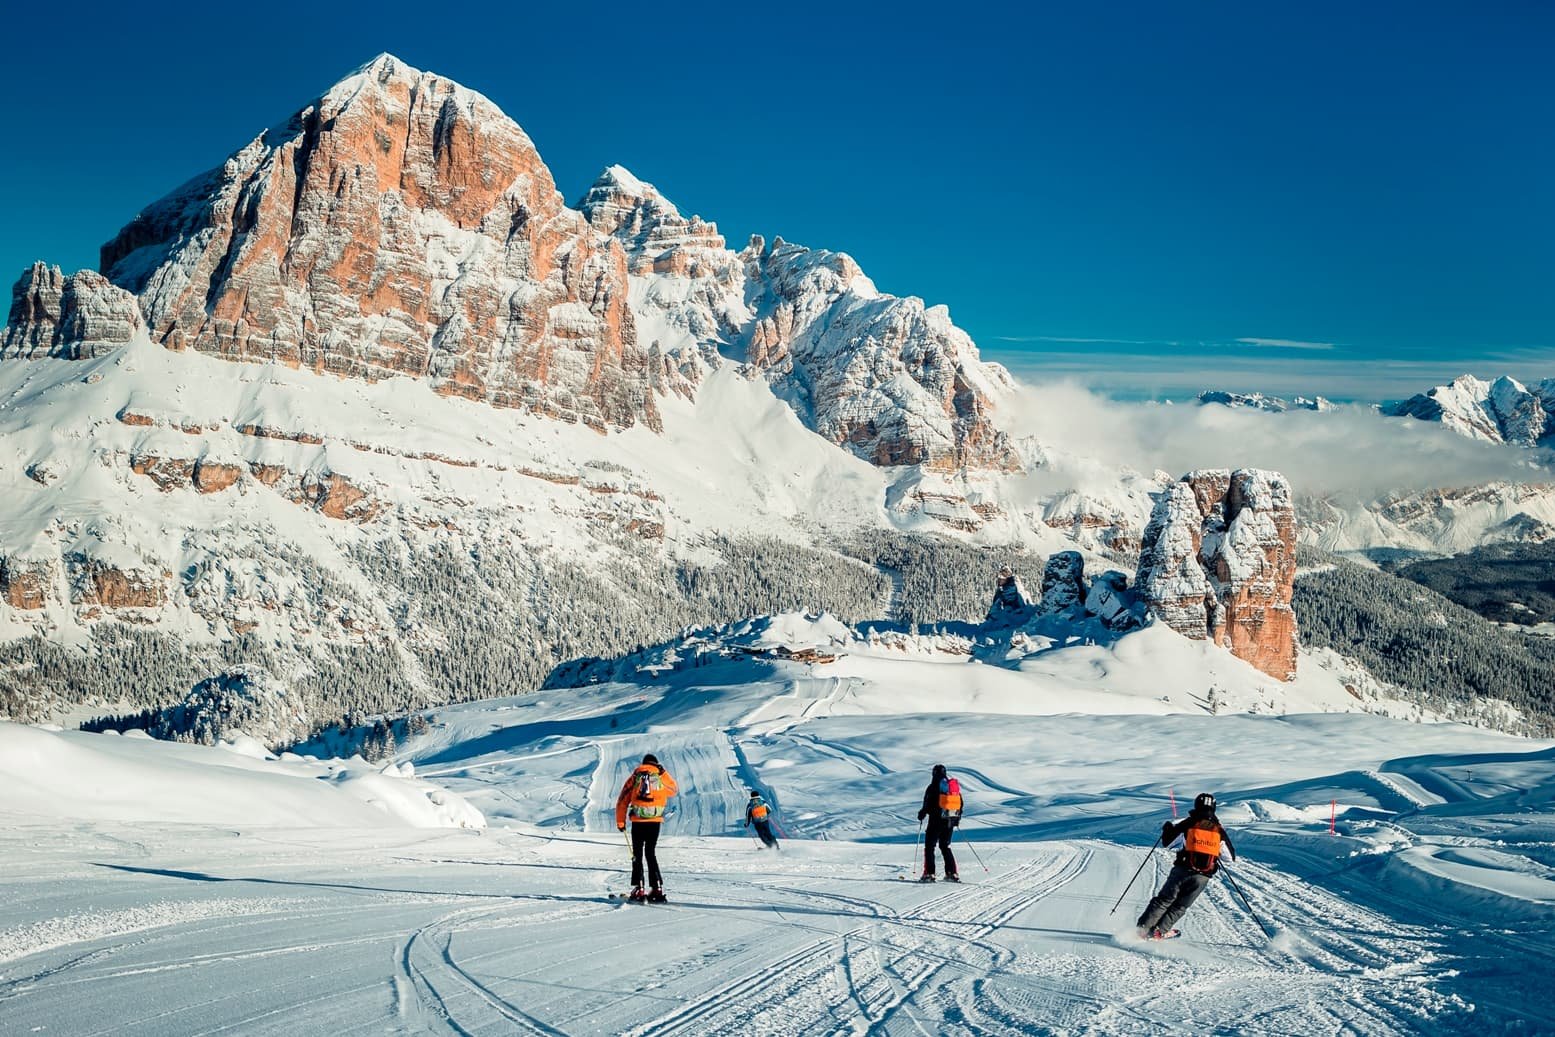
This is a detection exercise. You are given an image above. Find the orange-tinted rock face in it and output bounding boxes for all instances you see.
[131,455,197,492]
[1135,469,1298,680]
[71,559,168,609]
[1,558,53,609]
[300,472,383,523]
[739,237,1019,473]
[192,461,243,494]
[100,55,655,432]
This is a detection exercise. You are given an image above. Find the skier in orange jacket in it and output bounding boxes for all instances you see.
[615,753,678,903]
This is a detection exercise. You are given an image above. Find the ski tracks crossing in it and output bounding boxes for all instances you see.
[627,850,1086,1036]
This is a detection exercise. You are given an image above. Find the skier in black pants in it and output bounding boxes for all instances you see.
[615,754,678,903]
[1136,792,1236,938]
[917,764,963,882]
[745,791,779,849]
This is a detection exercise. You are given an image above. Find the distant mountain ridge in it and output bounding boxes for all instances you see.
[1385,374,1555,448]
[576,165,1017,472]
[1196,390,1332,413]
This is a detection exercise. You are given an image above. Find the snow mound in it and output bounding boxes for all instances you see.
[0,722,482,829]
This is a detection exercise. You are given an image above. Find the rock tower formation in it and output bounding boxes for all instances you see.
[1134,469,1299,680]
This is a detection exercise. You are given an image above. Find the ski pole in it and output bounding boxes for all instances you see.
[961,829,991,873]
[1109,842,1156,915]
[1219,862,1274,939]
[909,818,924,875]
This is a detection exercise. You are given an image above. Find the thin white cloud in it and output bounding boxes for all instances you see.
[993,334,1181,347]
[982,346,1555,402]
[1000,379,1547,500]
[1234,337,1336,351]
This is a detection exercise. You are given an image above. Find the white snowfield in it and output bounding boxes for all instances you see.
[3,621,1552,1035]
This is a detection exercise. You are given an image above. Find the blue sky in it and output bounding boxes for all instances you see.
[2,1,1550,399]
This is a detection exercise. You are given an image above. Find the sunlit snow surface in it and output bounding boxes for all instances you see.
[3,626,1552,1035]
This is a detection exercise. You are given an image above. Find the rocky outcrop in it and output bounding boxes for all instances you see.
[1,557,54,609]
[577,166,731,278]
[3,263,144,359]
[986,564,1033,621]
[70,557,169,609]
[740,235,1018,471]
[129,455,245,495]
[1135,469,1298,680]
[192,461,243,494]
[1385,374,1555,448]
[1035,551,1086,619]
[99,55,654,431]
[577,166,747,389]
[1084,570,1141,631]
[580,165,1018,472]
[297,472,383,522]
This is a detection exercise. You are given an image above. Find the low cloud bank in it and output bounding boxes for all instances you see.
[1003,381,1547,499]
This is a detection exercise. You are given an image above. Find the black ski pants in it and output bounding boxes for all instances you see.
[631,821,663,888]
[753,819,779,848]
[1137,862,1212,932]
[923,818,958,877]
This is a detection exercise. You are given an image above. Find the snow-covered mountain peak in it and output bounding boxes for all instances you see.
[1386,373,1554,447]
[1196,390,1332,413]
[90,54,653,432]
[576,164,729,276]
[320,53,511,135]
[578,174,1019,475]
[741,235,878,304]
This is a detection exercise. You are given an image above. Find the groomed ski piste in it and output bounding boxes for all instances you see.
[3,615,1553,1035]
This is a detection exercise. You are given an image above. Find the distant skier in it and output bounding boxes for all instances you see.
[917,764,963,882]
[1136,792,1237,939]
[615,753,678,903]
[745,791,780,849]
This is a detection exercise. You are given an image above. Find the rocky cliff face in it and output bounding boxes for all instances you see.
[741,235,1018,471]
[97,55,653,431]
[1034,551,1086,619]
[1135,469,1298,680]
[1385,374,1555,448]
[578,167,1018,472]
[576,165,747,390]
[3,264,144,360]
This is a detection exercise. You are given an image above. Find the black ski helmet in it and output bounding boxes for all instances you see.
[1194,792,1216,812]
[749,790,760,798]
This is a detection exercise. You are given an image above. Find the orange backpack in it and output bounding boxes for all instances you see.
[938,777,963,826]
[1183,821,1222,873]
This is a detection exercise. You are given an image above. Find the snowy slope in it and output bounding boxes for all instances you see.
[2,619,1551,1034]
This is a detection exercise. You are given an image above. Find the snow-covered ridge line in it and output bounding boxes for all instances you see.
[1385,373,1555,448]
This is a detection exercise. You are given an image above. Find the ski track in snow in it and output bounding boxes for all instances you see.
[0,823,1497,1036]
[4,661,1552,1034]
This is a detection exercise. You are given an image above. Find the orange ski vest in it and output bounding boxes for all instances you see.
[1183,821,1223,873]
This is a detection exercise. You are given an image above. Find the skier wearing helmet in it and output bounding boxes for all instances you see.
[1136,792,1237,939]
